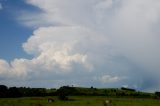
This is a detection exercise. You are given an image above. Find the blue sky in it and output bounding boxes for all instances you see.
[0,0,160,91]
[0,0,33,60]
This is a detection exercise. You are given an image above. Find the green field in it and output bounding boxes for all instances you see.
[0,96,160,106]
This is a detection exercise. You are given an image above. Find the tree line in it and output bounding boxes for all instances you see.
[0,85,160,98]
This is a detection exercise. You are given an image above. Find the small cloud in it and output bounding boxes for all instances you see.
[122,85,129,88]
[95,75,126,84]
[0,3,2,10]
[101,75,120,83]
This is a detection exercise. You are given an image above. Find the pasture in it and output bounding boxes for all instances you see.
[0,96,160,106]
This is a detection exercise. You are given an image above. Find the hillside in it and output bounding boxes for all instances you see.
[0,85,160,98]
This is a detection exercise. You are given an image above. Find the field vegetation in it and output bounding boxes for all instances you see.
[0,96,160,106]
[0,85,160,106]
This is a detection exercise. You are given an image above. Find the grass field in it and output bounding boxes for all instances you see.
[0,96,160,106]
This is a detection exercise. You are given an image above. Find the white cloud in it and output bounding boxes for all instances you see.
[0,26,96,80]
[0,59,9,75]
[0,59,28,78]
[97,75,124,83]
[22,26,95,71]
[1,0,160,90]
[0,3,2,10]
[21,0,115,28]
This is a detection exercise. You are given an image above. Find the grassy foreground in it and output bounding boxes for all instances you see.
[0,96,160,106]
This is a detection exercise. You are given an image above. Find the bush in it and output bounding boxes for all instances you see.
[58,93,68,101]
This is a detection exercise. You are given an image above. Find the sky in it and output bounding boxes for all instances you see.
[0,0,160,92]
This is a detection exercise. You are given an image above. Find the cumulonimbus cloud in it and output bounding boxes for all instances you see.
[1,0,160,90]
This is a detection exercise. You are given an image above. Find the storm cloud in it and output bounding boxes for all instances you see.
[0,0,160,91]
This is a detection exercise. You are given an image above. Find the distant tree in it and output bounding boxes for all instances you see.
[0,85,8,91]
[9,87,22,97]
[155,92,160,97]
[56,86,79,96]
[56,86,79,100]
[0,85,8,98]
[58,93,68,100]
[121,87,136,92]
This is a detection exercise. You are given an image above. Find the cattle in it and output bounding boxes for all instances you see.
[47,98,54,103]
[103,99,112,106]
